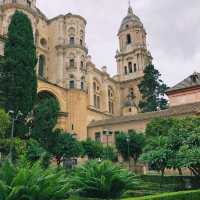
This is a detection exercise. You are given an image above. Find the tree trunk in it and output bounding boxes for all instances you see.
[178,168,183,176]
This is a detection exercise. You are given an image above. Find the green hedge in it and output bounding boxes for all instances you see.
[124,190,200,200]
[140,175,200,191]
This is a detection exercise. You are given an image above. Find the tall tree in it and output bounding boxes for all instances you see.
[32,97,60,151]
[139,64,168,112]
[0,11,37,136]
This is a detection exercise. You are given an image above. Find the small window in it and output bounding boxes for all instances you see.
[81,61,84,69]
[134,63,137,72]
[38,55,45,78]
[70,37,75,45]
[93,82,96,91]
[129,108,132,112]
[97,96,100,109]
[27,0,31,7]
[69,59,75,67]
[80,39,83,46]
[129,88,134,99]
[124,66,128,75]
[95,132,101,142]
[128,62,133,73]
[81,82,84,90]
[69,80,75,89]
[127,34,131,44]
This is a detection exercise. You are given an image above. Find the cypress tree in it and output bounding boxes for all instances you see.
[139,64,168,113]
[0,11,37,136]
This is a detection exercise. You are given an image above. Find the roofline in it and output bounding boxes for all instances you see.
[166,85,200,95]
[88,102,200,128]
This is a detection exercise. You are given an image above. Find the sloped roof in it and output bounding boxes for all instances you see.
[167,72,200,93]
[88,102,200,128]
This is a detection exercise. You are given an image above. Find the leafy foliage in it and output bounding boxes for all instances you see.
[69,160,138,199]
[139,64,168,112]
[140,117,200,176]
[116,131,145,163]
[81,138,104,160]
[0,108,10,138]
[0,159,69,200]
[168,117,200,176]
[32,97,60,151]
[52,130,83,165]
[0,11,37,137]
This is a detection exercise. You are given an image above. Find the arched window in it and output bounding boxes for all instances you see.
[128,62,133,73]
[93,80,101,109]
[70,37,75,45]
[81,61,84,69]
[80,39,83,46]
[70,59,75,67]
[69,80,75,89]
[134,63,137,72]
[81,77,85,90]
[68,53,75,68]
[128,88,135,99]
[80,55,85,70]
[127,34,132,44]
[108,87,114,114]
[38,55,45,78]
[69,74,75,89]
[124,66,128,75]
[68,27,75,45]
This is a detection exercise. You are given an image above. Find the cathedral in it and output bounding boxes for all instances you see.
[1,0,199,143]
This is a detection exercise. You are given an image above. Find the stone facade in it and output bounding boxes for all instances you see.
[0,0,154,140]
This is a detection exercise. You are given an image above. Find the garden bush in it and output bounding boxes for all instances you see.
[124,189,200,200]
[0,159,69,200]
[69,160,138,199]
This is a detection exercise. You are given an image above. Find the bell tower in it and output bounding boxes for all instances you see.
[116,2,152,82]
[117,2,152,116]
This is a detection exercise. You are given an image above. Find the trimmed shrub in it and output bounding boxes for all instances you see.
[124,189,200,200]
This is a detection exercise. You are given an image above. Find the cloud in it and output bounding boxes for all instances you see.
[37,0,200,86]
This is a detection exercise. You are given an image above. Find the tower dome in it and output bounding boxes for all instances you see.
[118,5,143,34]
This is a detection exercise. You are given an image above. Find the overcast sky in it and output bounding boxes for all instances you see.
[37,0,200,86]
